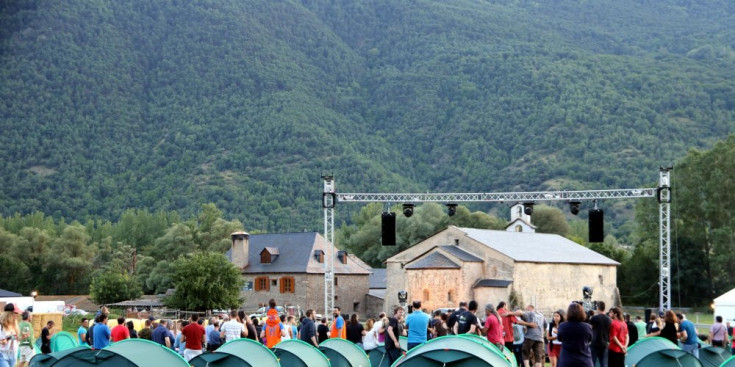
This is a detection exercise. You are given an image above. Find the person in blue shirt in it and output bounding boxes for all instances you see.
[93,314,111,349]
[77,318,89,346]
[405,300,431,350]
[676,313,699,358]
[152,319,171,348]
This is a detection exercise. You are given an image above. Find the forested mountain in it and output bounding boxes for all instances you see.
[2,0,734,232]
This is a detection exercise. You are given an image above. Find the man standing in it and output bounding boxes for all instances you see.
[261,299,288,348]
[300,309,319,347]
[110,317,130,343]
[483,303,504,350]
[385,306,405,364]
[405,300,430,350]
[454,301,479,335]
[710,316,729,347]
[221,310,246,343]
[17,311,35,367]
[498,301,522,352]
[181,314,206,361]
[447,301,468,334]
[93,315,111,349]
[40,321,55,354]
[204,317,217,350]
[206,322,222,351]
[589,301,611,367]
[152,319,171,348]
[516,304,547,367]
[138,319,153,340]
[77,318,89,346]
[634,316,647,341]
[330,306,346,339]
[677,313,700,358]
[624,314,638,346]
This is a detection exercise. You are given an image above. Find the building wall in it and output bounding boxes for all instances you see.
[510,262,618,312]
[405,268,462,311]
[365,294,385,319]
[473,287,511,306]
[241,273,370,317]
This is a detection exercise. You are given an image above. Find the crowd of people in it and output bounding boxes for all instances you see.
[2,298,734,366]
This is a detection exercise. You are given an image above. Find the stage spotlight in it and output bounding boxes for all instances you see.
[446,203,458,216]
[403,203,415,217]
[523,202,534,215]
[569,201,581,215]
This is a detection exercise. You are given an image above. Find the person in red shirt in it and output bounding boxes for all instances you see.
[181,314,206,362]
[498,302,522,350]
[110,317,130,343]
[482,303,504,350]
[608,307,629,367]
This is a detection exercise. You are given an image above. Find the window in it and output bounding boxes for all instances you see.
[280,276,295,293]
[334,277,338,286]
[272,279,278,286]
[447,289,454,302]
[242,282,253,291]
[515,225,522,232]
[254,277,270,291]
[353,302,360,312]
[423,289,430,301]
[260,251,271,264]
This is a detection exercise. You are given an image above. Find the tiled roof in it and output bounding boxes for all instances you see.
[405,252,460,269]
[439,245,483,262]
[0,289,22,297]
[227,232,370,275]
[369,268,387,289]
[473,279,513,288]
[459,227,619,265]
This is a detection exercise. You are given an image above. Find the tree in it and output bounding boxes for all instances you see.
[531,205,570,237]
[165,252,243,311]
[90,269,143,304]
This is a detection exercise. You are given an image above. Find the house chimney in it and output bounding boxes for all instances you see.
[231,231,249,270]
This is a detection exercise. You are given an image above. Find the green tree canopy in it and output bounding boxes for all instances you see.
[89,268,143,305]
[165,252,244,311]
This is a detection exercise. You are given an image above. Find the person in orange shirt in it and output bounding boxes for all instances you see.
[260,299,287,348]
[110,317,130,343]
[330,306,346,339]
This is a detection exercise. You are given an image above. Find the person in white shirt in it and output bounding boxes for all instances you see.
[220,310,247,343]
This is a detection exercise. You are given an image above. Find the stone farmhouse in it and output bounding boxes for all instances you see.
[228,231,372,316]
[385,204,619,313]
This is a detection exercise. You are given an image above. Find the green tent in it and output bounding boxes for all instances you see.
[50,331,79,352]
[29,347,138,367]
[319,338,370,367]
[392,335,512,366]
[399,336,407,351]
[697,342,732,367]
[458,334,517,367]
[626,337,701,367]
[106,339,189,367]
[189,338,279,367]
[721,354,735,367]
[271,339,330,367]
[368,345,401,367]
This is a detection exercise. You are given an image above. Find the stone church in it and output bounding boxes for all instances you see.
[385,204,619,313]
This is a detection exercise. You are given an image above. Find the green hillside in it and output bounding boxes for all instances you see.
[1,0,734,232]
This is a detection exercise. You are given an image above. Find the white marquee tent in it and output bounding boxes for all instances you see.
[714,288,735,322]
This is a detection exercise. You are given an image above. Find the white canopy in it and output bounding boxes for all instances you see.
[714,288,735,322]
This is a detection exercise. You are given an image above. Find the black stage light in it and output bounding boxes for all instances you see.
[403,203,415,217]
[446,203,458,216]
[523,202,534,216]
[569,201,581,215]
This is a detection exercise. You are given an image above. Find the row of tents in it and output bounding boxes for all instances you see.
[28,331,735,367]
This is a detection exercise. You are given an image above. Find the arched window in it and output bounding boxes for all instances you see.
[447,289,454,302]
[423,289,430,301]
[515,225,523,232]
[517,206,522,217]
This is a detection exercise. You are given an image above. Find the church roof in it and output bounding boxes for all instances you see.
[369,268,387,289]
[458,227,619,265]
[439,245,483,262]
[473,279,513,288]
[405,252,461,269]
[227,232,371,275]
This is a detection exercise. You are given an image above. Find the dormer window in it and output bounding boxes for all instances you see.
[337,250,348,265]
[260,247,279,264]
[314,250,325,263]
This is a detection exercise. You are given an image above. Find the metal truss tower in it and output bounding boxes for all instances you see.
[322,168,672,314]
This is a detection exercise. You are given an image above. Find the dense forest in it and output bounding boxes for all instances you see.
[1,0,733,233]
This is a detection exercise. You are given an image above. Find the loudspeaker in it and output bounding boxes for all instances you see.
[589,209,604,243]
[382,212,396,246]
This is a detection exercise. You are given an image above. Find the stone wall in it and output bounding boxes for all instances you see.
[240,273,370,317]
[510,262,617,312]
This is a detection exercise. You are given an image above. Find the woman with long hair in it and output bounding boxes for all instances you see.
[607,307,628,367]
[557,303,592,367]
[0,304,20,367]
[547,309,565,367]
[346,314,366,349]
[483,304,504,350]
[645,313,662,336]
[362,318,378,351]
[658,310,679,345]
